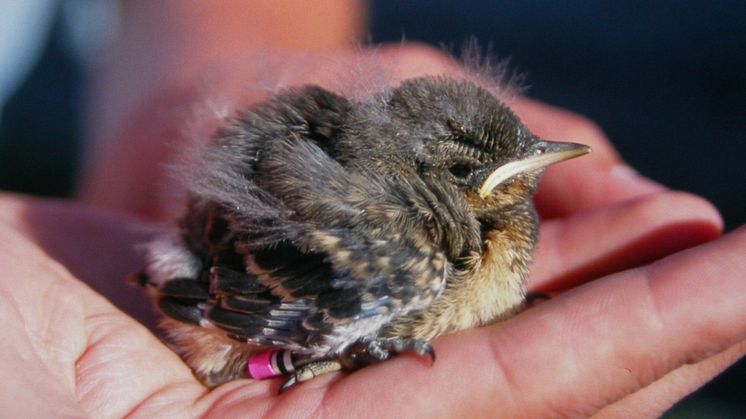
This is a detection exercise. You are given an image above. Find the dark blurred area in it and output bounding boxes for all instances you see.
[0,1,743,416]
[0,14,81,196]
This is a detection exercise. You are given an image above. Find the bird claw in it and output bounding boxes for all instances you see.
[279,374,298,393]
[383,338,436,366]
[525,292,551,308]
[421,342,437,365]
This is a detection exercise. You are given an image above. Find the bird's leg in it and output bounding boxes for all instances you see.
[279,359,343,393]
[279,338,435,392]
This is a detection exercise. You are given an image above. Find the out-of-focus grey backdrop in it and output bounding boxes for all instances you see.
[0,1,743,417]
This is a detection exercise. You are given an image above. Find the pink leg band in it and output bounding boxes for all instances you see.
[248,351,280,379]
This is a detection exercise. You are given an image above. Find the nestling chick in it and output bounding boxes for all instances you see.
[137,76,590,390]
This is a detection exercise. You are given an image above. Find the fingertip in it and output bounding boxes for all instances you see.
[654,191,723,236]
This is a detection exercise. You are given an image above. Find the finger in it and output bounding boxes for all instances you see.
[297,226,746,418]
[531,190,722,292]
[0,214,204,418]
[510,97,667,218]
[0,193,163,328]
[596,340,746,418]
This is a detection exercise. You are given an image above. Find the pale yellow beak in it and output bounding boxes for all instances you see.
[478,141,591,199]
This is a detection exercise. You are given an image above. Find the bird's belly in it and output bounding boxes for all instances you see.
[387,227,531,341]
[445,269,525,331]
[426,271,525,340]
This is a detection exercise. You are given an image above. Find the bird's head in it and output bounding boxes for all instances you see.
[343,77,590,262]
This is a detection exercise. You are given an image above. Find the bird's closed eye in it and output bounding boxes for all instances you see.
[448,163,473,178]
[447,163,475,183]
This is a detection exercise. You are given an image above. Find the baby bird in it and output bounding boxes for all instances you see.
[137,76,590,390]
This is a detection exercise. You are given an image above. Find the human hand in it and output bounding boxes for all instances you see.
[4,66,744,416]
[2,188,742,417]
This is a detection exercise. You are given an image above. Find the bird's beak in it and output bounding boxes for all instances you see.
[478,140,591,199]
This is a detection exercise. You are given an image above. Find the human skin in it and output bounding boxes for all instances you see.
[4,2,735,416]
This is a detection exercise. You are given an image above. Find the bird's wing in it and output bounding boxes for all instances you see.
[224,225,447,350]
[156,220,448,352]
[152,84,450,352]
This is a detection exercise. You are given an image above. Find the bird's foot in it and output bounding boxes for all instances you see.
[339,337,435,370]
[278,338,434,392]
[279,360,342,393]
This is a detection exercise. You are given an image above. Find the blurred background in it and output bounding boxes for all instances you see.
[0,1,743,416]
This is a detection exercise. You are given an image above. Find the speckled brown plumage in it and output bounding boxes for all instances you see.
[136,76,589,389]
